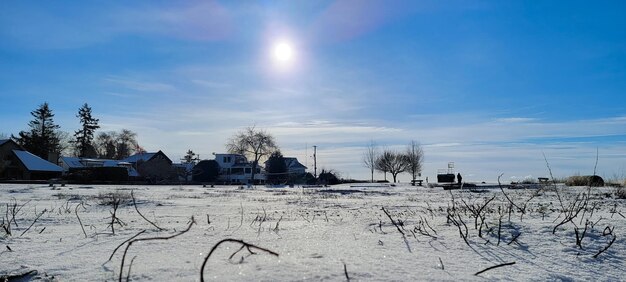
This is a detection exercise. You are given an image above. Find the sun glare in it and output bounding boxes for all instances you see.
[273,42,293,62]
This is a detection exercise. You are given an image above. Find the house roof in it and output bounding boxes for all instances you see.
[60,156,85,168]
[13,150,63,172]
[123,152,157,163]
[59,156,140,177]
[284,158,307,169]
[123,151,172,164]
[0,139,9,146]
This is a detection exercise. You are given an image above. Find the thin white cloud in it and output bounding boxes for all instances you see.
[494,117,538,123]
[104,77,177,93]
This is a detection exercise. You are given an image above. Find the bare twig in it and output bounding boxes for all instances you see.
[507,233,521,245]
[20,209,46,237]
[75,202,88,238]
[107,230,147,262]
[474,261,516,276]
[200,238,279,282]
[118,217,195,282]
[381,207,404,236]
[343,261,350,281]
[498,174,523,212]
[593,234,616,258]
[131,190,165,231]
[125,255,137,282]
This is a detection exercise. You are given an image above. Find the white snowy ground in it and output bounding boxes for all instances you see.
[1,183,625,281]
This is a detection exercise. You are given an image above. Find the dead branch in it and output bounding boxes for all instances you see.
[107,230,146,262]
[474,261,516,276]
[575,220,589,249]
[20,209,46,237]
[553,193,588,234]
[75,202,88,238]
[507,233,521,245]
[118,217,195,282]
[107,198,124,235]
[131,190,165,231]
[498,174,523,212]
[125,255,137,282]
[593,232,616,258]
[381,207,404,236]
[343,261,350,281]
[200,238,279,282]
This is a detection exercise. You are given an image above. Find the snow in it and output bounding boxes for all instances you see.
[60,157,85,168]
[12,150,63,172]
[1,183,624,281]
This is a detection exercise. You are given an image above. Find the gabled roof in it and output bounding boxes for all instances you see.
[0,139,22,149]
[60,156,85,168]
[123,152,156,163]
[123,150,172,164]
[13,150,63,172]
[59,156,140,177]
[284,157,307,169]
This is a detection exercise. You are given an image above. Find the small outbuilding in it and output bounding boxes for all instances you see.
[0,139,63,180]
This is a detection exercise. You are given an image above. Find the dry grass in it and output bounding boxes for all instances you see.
[94,190,132,206]
[615,187,626,199]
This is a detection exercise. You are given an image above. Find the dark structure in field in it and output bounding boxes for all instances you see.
[123,151,175,183]
[0,139,63,180]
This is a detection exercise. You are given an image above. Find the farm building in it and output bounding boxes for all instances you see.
[0,139,63,180]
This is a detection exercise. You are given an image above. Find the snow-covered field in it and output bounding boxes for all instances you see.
[1,183,625,281]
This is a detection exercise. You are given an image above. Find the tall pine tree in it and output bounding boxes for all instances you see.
[14,102,61,160]
[73,103,100,157]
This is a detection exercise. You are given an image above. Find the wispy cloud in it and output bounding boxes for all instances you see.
[104,76,177,93]
[494,117,538,123]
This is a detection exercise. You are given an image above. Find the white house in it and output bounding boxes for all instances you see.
[213,153,265,184]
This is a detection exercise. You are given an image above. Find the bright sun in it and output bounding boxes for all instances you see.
[273,42,293,62]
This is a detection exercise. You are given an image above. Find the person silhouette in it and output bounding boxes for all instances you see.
[457,173,462,184]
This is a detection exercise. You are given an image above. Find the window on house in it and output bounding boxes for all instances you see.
[245,168,251,174]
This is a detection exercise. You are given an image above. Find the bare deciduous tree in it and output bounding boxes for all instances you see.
[406,140,424,184]
[376,149,409,183]
[226,126,278,185]
[363,140,378,183]
[94,129,141,159]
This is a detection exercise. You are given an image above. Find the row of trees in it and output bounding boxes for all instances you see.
[11,102,142,161]
[363,140,424,183]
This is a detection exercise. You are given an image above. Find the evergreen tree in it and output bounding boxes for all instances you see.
[73,103,100,157]
[265,151,287,184]
[181,149,199,164]
[14,102,61,160]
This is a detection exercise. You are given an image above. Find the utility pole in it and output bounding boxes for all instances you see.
[312,145,317,178]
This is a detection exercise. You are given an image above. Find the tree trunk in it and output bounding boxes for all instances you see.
[250,161,257,185]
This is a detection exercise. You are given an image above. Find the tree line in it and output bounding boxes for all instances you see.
[10,102,143,161]
[363,140,424,183]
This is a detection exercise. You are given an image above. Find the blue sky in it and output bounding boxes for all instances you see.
[1,1,625,182]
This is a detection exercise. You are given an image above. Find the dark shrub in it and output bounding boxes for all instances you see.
[193,160,220,183]
[266,151,288,185]
[565,175,604,187]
